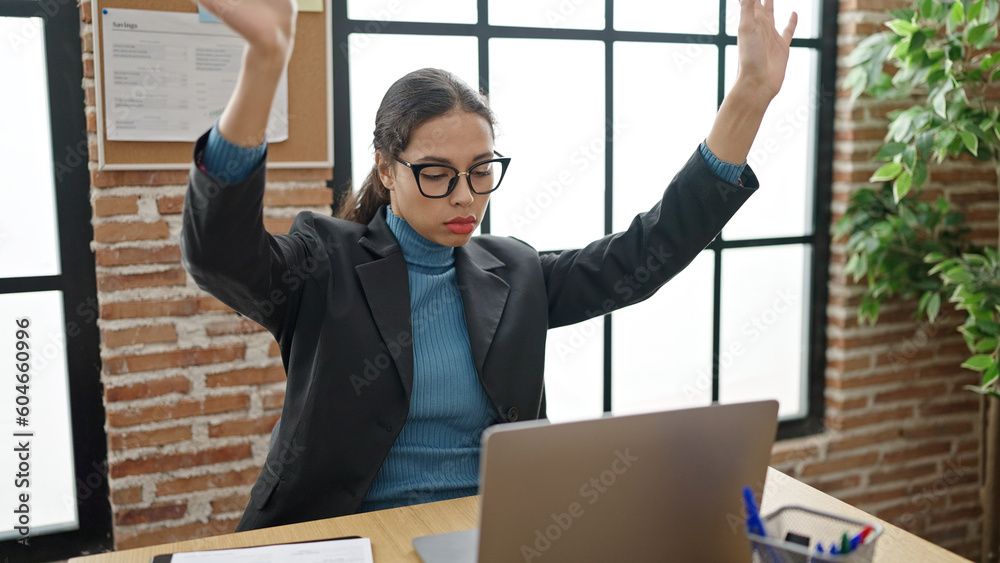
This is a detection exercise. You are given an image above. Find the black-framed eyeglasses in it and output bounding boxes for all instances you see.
[394,152,511,198]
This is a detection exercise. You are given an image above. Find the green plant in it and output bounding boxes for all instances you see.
[838,0,1000,398]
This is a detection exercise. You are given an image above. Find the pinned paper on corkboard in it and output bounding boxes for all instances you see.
[92,0,332,175]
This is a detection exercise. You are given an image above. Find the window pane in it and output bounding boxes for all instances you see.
[347,0,477,25]
[722,47,817,240]
[612,42,718,232]
[615,1,719,34]
[612,252,714,414]
[488,39,605,251]
[489,0,604,30]
[719,245,810,419]
[348,35,480,192]
[725,0,821,39]
[0,17,61,278]
[544,320,604,423]
[0,291,77,540]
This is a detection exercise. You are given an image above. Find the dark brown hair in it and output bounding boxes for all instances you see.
[336,68,497,224]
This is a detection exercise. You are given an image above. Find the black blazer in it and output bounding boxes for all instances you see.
[180,133,758,531]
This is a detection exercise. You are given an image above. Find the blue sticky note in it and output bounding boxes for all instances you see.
[198,6,221,23]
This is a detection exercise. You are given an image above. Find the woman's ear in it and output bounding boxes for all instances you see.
[374,151,394,191]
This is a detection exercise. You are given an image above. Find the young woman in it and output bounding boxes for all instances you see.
[183,0,797,532]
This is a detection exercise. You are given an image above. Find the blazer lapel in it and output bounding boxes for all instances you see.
[356,210,415,399]
[455,243,509,377]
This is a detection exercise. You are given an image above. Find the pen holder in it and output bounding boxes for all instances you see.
[747,505,882,563]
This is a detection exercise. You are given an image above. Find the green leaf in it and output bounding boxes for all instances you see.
[951,0,966,26]
[984,0,1000,23]
[963,354,994,371]
[937,129,958,150]
[845,253,860,278]
[845,33,887,66]
[888,110,917,142]
[891,37,913,59]
[928,292,942,322]
[887,19,919,36]
[961,324,985,340]
[966,384,1000,395]
[871,162,904,182]
[962,253,990,266]
[925,251,946,263]
[894,171,914,201]
[919,290,934,316]
[976,25,998,49]
[936,196,950,213]
[910,29,928,52]
[913,159,928,188]
[980,320,1000,336]
[932,91,947,118]
[980,52,1000,72]
[960,130,979,156]
[967,23,990,45]
[859,299,880,324]
[845,66,868,101]
[916,131,935,158]
[945,266,975,283]
[920,0,936,17]
[903,145,917,169]
[969,0,985,20]
[944,211,966,226]
[876,142,908,160]
[975,337,999,352]
[984,362,1000,386]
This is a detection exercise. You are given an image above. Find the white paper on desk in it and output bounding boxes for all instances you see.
[166,537,373,563]
[100,8,288,143]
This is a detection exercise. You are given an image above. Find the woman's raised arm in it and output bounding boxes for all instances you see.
[705,0,797,165]
[197,0,297,147]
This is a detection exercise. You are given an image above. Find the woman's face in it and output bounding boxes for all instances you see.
[378,110,494,247]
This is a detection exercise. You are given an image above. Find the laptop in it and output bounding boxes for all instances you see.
[413,400,779,563]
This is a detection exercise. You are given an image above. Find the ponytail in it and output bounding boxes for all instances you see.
[337,163,391,224]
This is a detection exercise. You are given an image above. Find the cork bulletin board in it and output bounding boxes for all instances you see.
[91,0,332,175]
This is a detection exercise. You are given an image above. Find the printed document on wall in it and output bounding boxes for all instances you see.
[100,8,288,143]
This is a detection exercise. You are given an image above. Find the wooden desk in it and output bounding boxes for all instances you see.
[70,468,968,562]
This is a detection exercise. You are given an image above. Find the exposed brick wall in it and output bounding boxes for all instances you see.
[75,0,992,557]
[78,1,329,550]
[764,1,996,560]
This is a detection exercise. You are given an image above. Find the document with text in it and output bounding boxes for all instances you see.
[153,537,373,563]
[101,8,288,143]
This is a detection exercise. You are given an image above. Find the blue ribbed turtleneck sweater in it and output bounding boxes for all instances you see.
[356,206,497,511]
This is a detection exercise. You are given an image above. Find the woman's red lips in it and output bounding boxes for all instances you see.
[445,216,476,234]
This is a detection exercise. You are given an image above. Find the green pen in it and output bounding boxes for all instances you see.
[841,532,850,554]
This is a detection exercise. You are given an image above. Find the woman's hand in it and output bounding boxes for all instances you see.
[735,0,797,101]
[703,0,796,166]
[196,0,297,147]
[198,0,296,62]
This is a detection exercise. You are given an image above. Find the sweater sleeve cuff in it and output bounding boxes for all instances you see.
[200,123,267,184]
[699,140,746,185]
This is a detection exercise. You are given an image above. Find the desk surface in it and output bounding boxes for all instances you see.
[70,468,968,562]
